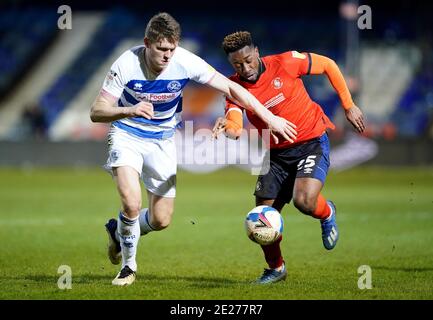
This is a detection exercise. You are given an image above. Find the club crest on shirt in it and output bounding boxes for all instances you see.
[272,77,283,89]
[167,80,182,92]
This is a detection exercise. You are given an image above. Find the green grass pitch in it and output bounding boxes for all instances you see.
[0,166,432,299]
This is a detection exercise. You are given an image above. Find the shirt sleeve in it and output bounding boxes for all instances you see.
[101,52,129,98]
[182,49,217,84]
[224,98,244,136]
[309,53,354,110]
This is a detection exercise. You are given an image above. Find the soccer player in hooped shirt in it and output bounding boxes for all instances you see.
[90,14,297,286]
[212,31,365,284]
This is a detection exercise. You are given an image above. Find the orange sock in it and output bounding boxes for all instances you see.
[312,194,331,220]
[261,236,284,269]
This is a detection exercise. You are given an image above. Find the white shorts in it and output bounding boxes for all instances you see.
[104,126,177,197]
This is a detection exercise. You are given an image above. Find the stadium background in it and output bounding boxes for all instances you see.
[0,0,432,300]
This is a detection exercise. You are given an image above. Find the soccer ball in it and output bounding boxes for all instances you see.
[244,205,283,245]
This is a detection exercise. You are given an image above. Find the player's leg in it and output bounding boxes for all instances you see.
[254,195,288,284]
[253,153,292,284]
[293,177,337,249]
[292,133,338,250]
[293,177,327,218]
[106,203,157,266]
[145,190,175,230]
[140,135,177,233]
[134,189,175,236]
[111,165,142,285]
[103,127,144,285]
[256,196,285,269]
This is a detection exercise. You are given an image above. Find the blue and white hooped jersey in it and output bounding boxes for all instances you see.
[102,45,216,139]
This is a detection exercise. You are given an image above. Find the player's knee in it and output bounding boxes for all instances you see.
[293,194,316,216]
[152,216,171,230]
[151,208,173,230]
[122,199,141,218]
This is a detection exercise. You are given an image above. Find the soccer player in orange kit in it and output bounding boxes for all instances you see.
[213,31,365,284]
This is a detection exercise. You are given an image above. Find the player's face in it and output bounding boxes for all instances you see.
[144,37,178,73]
[228,45,260,82]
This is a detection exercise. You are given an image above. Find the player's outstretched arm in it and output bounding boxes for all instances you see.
[309,53,365,133]
[207,72,297,144]
[90,91,154,123]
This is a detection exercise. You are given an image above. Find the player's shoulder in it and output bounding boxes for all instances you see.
[173,46,201,61]
[114,45,143,67]
[129,45,145,56]
[171,46,216,80]
[265,50,308,63]
[169,46,199,68]
[120,45,143,59]
[173,46,190,56]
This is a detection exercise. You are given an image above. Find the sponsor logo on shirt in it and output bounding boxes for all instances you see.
[264,92,286,109]
[134,91,180,104]
[134,83,143,91]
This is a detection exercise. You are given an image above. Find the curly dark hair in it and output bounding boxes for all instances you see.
[222,31,254,55]
[145,12,181,44]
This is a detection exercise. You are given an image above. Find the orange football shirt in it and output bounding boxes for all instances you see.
[226,50,335,149]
